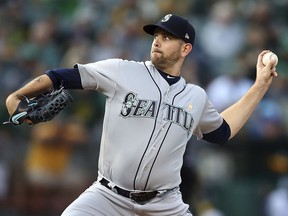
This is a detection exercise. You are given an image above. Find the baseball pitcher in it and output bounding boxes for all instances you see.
[5,14,277,216]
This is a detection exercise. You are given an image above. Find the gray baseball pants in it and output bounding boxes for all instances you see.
[61,181,192,216]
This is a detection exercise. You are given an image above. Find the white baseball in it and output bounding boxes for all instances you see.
[262,52,278,67]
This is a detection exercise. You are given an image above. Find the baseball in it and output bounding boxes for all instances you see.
[262,52,278,67]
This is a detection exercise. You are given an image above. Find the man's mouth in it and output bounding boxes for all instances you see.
[152,49,162,54]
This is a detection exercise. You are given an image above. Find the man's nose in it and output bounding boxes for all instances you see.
[153,39,160,47]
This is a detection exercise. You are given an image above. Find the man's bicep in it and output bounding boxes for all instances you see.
[45,68,83,89]
[202,119,231,145]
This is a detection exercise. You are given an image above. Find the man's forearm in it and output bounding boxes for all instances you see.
[220,83,269,139]
[6,74,53,115]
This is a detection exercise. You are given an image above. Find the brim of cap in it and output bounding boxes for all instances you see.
[143,24,181,40]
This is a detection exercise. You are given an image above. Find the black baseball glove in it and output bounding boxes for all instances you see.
[4,87,73,126]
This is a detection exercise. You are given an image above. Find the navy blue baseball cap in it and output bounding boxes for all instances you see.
[143,14,196,45]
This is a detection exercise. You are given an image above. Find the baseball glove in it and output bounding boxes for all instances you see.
[4,87,73,126]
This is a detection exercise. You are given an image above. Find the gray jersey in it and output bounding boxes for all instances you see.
[76,59,223,191]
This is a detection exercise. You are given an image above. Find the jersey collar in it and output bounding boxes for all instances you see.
[157,69,181,86]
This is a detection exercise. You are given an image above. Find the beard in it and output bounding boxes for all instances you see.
[150,50,181,71]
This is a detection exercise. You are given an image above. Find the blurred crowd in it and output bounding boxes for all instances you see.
[0,0,288,215]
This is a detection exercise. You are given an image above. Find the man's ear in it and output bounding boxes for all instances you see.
[182,43,192,57]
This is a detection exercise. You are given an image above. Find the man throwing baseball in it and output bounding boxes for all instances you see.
[5,14,277,216]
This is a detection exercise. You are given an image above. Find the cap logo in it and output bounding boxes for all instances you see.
[161,14,172,22]
[185,33,190,40]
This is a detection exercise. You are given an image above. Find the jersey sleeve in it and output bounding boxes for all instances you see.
[75,59,121,98]
[193,93,224,140]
